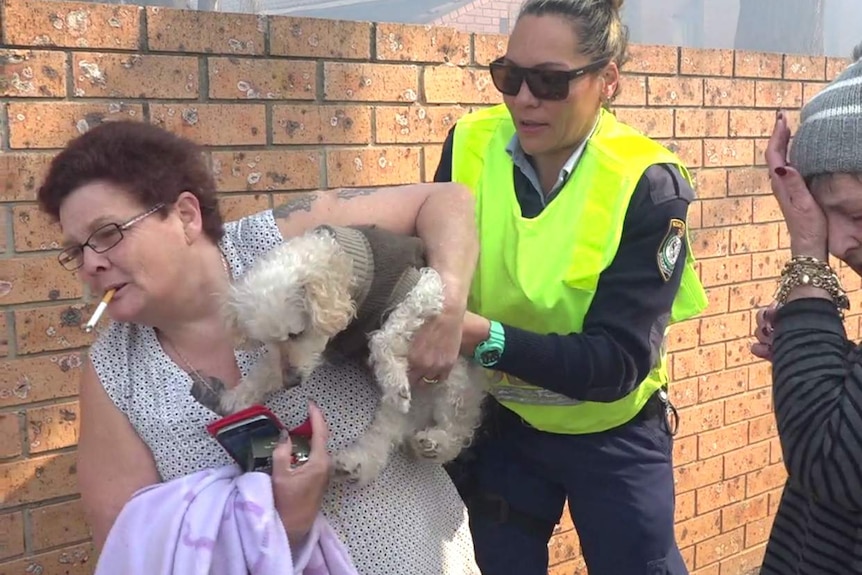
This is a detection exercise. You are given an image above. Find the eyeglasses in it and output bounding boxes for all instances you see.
[489,58,609,101]
[58,203,165,271]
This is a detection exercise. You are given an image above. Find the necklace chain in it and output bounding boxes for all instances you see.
[161,249,232,397]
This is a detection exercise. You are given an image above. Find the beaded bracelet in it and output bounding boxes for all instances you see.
[773,255,850,316]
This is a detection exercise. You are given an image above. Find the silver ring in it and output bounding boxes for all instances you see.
[421,376,440,384]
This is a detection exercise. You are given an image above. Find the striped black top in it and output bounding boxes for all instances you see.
[762,297,862,574]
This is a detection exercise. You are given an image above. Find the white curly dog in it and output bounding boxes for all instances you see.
[219,224,486,486]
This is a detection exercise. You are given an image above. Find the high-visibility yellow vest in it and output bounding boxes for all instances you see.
[452,104,708,435]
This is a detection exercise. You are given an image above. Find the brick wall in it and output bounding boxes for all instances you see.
[0,0,855,573]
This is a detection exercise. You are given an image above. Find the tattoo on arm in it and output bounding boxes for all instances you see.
[189,372,228,415]
[272,192,319,219]
[335,187,380,200]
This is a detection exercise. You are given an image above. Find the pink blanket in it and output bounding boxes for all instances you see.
[95,464,359,575]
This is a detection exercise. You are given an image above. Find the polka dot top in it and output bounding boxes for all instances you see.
[89,209,479,575]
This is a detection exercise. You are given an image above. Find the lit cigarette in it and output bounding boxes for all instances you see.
[83,289,116,333]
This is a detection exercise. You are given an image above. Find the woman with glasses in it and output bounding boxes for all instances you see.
[37,120,481,575]
[434,0,708,573]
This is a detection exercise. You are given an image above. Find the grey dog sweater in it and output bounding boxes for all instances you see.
[315,224,427,359]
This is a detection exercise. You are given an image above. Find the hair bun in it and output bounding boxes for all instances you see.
[606,0,624,11]
[853,40,862,63]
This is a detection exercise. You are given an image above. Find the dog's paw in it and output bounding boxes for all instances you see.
[380,384,412,414]
[332,452,364,484]
[409,429,463,463]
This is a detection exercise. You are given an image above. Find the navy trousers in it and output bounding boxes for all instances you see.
[449,394,688,575]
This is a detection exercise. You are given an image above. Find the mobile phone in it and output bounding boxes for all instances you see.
[206,405,312,473]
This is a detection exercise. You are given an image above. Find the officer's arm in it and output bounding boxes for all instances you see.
[475,164,694,402]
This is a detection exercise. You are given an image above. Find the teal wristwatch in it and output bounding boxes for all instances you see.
[473,320,505,367]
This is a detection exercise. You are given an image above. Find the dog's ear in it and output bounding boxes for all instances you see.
[303,267,356,337]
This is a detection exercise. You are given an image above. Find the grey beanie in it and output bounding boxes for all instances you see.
[789,41,862,178]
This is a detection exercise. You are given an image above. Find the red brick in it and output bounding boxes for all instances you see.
[150,103,265,146]
[826,57,852,80]
[748,414,777,444]
[784,55,826,81]
[747,363,772,391]
[675,109,728,139]
[751,249,790,280]
[755,80,803,109]
[0,256,82,305]
[424,65,501,105]
[699,420,749,460]
[376,23,471,65]
[326,147,421,187]
[0,541,93,575]
[668,319,700,352]
[730,223,779,254]
[7,101,143,149]
[676,401,724,438]
[695,527,744,569]
[734,51,782,79]
[0,355,82,408]
[728,280,773,313]
[702,198,752,227]
[614,108,674,139]
[700,311,750,345]
[802,82,826,105]
[680,48,733,77]
[0,511,25,560]
[14,303,96,354]
[745,515,773,548]
[0,50,66,98]
[703,139,754,167]
[548,528,579,565]
[769,437,783,464]
[72,52,198,99]
[719,544,766,575]
[626,45,678,74]
[0,153,53,202]
[724,388,772,425]
[272,104,373,145]
[675,510,721,549]
[728,110,779,138]
[690,228,728,259]
[673,343,726,380]
[675,489,696,521]
[269,17,372,60]
[704,78,755,108]
[692,169,728,199]
[614,75,647,106]
[700,255,752,288]
[208,57,315,100]
[27,401,79,454]
[218,194,269,222]
[746,462,787,497]
[12,205,64,253]
[703,286,729,317]
[3,0,141,49]
[674,435,698,466]
[146,6,264,55]
[725,337,762,369]
[669,376,699,410]
[724,443,770,480]
[0,451,78,506]
[28,499,90,551]
[696,475,747,514]
[698,367,747,403]
[647,77,703,106]
[727,168,770,197]
[0,412,22,459]
[752,196,782,223]
[662,139,703,168]
[375,105,467,144]
[325,62,419,102]
[720,493,768,531]
[211,150,321,193]
[473,33,507,66]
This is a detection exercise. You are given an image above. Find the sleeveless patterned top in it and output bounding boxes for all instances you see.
[89,209,479,575]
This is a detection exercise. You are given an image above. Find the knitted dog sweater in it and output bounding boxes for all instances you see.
[315,225,427,359]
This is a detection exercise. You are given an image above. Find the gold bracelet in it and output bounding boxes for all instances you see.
[773,255,850,315]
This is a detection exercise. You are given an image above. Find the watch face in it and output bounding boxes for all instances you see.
[480,349,501,365]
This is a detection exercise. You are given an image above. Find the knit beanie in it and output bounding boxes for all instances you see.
[789,41,862,178]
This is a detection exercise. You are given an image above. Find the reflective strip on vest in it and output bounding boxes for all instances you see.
[452,104,708,435]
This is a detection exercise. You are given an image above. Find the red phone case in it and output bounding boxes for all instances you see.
[205,404,313,438]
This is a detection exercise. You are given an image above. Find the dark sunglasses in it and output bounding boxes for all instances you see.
[489,58,609,101]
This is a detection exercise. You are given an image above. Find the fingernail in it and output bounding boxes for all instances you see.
[775,167,787,177]
[776,110,784,121]
[279,429,291,443]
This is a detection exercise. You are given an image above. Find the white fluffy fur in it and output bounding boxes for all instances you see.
[220,228,486,486]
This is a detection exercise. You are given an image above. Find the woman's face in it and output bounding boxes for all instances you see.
[58,181,193,325]
[811,173,862,274]
[501,14,617,158]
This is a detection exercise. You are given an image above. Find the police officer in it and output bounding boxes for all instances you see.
[435,0,709,573]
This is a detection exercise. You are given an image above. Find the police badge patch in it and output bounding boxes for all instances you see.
[657,218,685,282]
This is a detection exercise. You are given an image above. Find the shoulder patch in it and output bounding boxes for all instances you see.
[657,218,685,281]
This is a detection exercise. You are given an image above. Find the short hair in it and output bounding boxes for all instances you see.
[37,120,224,242]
